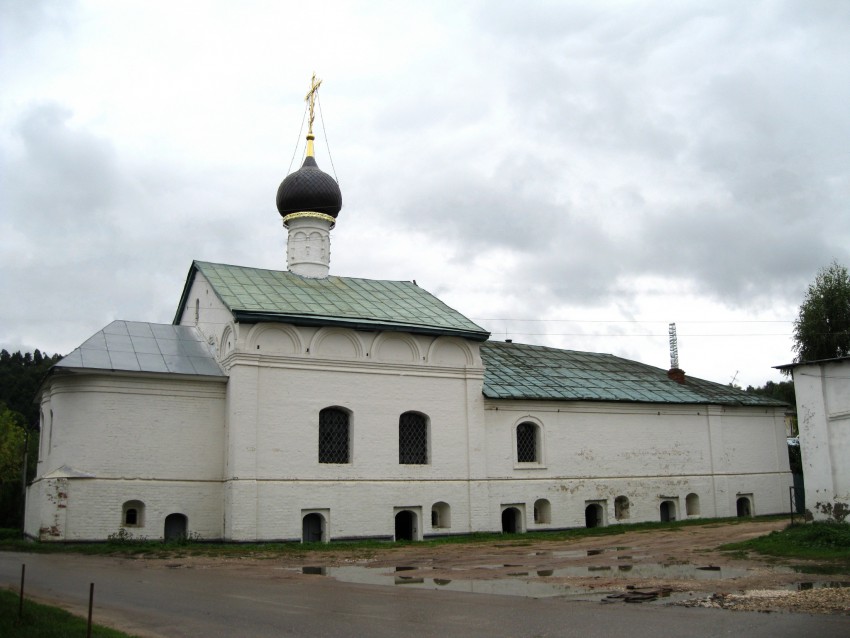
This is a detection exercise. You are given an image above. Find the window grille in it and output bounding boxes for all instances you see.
[516,422,537,463]
[319,408,350,463]
[122,500,144,527]
[399,412,428,464]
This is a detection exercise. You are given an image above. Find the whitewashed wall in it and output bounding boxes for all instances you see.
[481,399,792,530]
[216,321,486,541]
[792,359,850,521]
[25,373,226,541]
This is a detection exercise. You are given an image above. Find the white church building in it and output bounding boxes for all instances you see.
[25,87,792,543]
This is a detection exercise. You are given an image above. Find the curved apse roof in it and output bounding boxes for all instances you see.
[55,320,225,377]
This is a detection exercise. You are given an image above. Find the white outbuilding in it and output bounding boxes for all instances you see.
[777,357,850,522]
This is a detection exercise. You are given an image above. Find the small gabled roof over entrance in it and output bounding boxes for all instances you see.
[55,320,225,377]
[176,261,490,341]
[481,341,786,406]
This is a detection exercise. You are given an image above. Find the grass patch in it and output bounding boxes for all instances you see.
[0,588,135,637]
[0,515,787,559]
[720,521,850,564]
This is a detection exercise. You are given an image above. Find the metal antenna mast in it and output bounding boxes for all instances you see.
[668,323,679,370]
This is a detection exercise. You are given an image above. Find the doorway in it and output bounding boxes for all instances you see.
[736,497,752,517]
[501,507,521,533]
[163,513,187,542]
[660,500,676,522]
[585,503,603,528]
[395,510,416,541]
[302,513,324,543]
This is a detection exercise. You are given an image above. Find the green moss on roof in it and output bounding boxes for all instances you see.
[183,261,489,340]
[481,341,786,406]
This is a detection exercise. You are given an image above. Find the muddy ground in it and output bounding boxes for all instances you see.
[221,518,849,614]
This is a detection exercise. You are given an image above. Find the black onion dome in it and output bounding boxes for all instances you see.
[276,155,342,218]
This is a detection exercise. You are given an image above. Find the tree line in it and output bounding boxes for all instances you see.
[0,349,63,528]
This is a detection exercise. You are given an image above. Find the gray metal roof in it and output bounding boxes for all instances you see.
[775,355,850,371]
[175,261,490,341]
[56,321,225,377]
[481,341,786,406]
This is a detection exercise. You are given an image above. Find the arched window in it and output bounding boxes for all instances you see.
[319,407,350,464]
[399,412,428,464]
[516,422,538,463]
[122,500,145,527]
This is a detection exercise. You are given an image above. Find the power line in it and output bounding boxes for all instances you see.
[470,318,793,324]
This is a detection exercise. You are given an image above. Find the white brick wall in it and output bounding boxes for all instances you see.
[792,359,850,521]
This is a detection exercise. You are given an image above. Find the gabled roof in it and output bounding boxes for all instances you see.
[481,341,786,406]
[176,261,490,341]
[55,321,225,377]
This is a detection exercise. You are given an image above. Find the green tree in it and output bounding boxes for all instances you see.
[745,380,796,406]
[792,261,850,363]
[0,349,60,528]
[0,406,26,484]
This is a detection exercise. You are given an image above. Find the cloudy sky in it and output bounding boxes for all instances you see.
[2,0,848,388]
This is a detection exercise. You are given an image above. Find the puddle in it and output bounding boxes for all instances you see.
[586,549,604,556]
[290,561,809,601]
[302,565,581,598]
[551,550,587,559]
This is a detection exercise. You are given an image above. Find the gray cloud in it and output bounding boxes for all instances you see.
[1,0,848,389]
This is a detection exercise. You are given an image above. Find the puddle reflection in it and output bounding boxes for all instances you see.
[293,559,824,600]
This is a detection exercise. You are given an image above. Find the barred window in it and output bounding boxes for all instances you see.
[319,408,350,463]
[399,412,428,464]
[516,422,537,463]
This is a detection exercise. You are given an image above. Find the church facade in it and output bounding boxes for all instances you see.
[25,89,791,542]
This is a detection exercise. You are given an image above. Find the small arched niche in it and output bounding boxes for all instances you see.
[533,499,551,524]
[686,493,700,516]
[614,496,630,521]
[431,502,451,529]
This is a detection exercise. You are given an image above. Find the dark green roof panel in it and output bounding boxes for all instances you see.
[480,341,785,407]
[183,261,489,341]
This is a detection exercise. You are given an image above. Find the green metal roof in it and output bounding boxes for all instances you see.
[176,261,490,341]
[481,341,786,406]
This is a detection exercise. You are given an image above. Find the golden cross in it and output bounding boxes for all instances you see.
[305,72,323,136]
